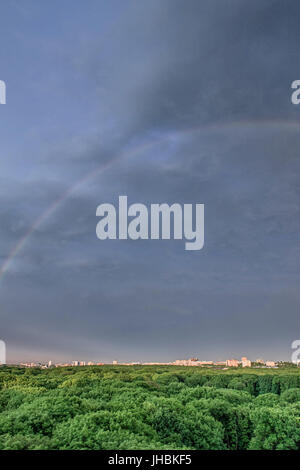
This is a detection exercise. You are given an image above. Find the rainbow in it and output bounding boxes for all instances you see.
[0,119,298,284]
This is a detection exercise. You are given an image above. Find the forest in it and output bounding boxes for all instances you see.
[0,365,300,450]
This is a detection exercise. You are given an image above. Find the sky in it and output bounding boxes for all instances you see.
[0,0,300,363]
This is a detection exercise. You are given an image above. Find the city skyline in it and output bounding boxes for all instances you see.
[6,355,283,370]
[4,351,289,366]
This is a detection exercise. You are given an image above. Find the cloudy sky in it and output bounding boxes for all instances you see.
[0,0,300,363]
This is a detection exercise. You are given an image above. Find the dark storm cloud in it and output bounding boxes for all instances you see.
[0,0,300,362]
[77,0,300,140]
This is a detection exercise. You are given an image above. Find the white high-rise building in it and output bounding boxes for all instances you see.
[241,357,251,367]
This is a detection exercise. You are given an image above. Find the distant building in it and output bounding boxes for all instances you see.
[174,360,185,365]
[266,361,276,367]
[226,359,239,367]
[173,359,201,366]
[256,358,264,364]
[112,360,118,365]
[241,357,251,368]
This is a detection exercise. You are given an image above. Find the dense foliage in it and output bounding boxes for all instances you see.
[0,365,299,450]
